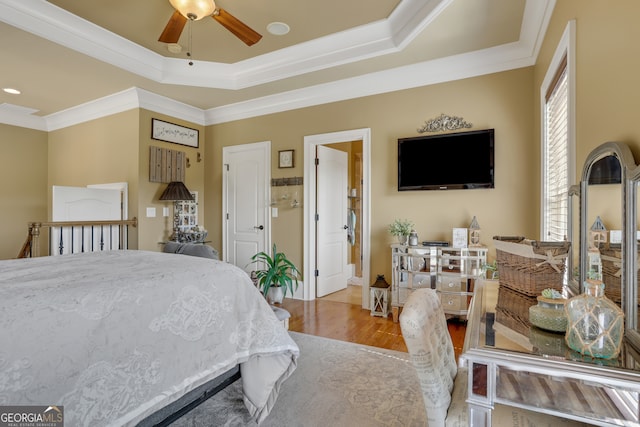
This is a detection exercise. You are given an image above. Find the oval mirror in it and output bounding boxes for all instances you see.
[627,165,640,347]
[567,184,580,293]
[579,142,635,339]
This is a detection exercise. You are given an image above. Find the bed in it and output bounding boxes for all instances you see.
[0,250,299,426]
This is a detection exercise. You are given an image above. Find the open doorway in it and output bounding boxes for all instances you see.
[303,128,371,309]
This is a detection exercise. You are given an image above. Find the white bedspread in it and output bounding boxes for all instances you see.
[0,250,299,426]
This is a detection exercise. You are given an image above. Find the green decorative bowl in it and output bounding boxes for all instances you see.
[529,296,568,332]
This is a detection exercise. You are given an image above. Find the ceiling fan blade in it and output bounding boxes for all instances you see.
[212,9,262,46]
[159,10,188,43]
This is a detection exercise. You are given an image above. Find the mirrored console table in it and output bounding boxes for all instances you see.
[460,280,640,426]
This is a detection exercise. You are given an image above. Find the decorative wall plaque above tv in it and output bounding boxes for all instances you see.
[398,129,495,191]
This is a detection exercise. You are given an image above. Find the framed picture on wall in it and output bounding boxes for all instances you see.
[152,118,199,148]
[279,150,294,168]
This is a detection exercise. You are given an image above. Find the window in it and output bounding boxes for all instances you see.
[543,58,568,241]
[542,22,575,242]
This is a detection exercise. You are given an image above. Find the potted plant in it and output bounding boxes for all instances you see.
[250,244,300,304]
[483,260,499,279]
[388,218,414,244]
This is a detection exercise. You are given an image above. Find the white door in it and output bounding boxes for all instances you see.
[316,145,348,297]
[52,185,123,254]
[223,142,270,273]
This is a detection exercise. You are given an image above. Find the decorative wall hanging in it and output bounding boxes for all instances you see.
[279,150,294,168]
[271,177,303,186]
[417,114,473,133]
[149,146,186,183]
[152,118,199,148]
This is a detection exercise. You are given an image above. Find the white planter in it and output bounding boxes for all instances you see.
[267,286,284,304]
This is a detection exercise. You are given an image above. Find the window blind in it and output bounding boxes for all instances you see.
[544,60,569,242]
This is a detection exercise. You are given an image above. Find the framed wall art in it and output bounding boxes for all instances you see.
[152,118,199,148]
[279,150,294,168]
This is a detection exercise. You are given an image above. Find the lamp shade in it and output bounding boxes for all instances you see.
[169,0,216,20]
[159,181,194,201]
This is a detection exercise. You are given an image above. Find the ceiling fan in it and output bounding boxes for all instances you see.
[159,0,262,47]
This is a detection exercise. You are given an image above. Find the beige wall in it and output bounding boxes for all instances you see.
[4,0,640,280]
[0,109,204,259]
[0,124,48,259]
[206,67,537,280]
[46,109,206,253]
[534,1,640,188]
[531,0,640,239]
[48,110,140,250]
[137,109,205,251]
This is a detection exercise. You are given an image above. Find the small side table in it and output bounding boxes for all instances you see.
[370,286,390,317]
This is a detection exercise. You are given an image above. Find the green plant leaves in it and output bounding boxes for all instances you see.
[250,244,300,298]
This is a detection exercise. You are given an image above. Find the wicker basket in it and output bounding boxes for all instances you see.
[599,244,640,305]
[493,236,570,296]
[599,245,623,303]
[496,285,537,324]
[495,307,531,336]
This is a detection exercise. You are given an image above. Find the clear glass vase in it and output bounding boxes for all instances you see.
[564,280,624,359]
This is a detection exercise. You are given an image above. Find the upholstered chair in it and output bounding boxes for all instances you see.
[400,288,588,427]
[400,288,459,425]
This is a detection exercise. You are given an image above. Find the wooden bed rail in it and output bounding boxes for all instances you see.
[19,218,138,258]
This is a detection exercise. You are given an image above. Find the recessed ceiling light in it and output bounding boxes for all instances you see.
[167,43,183,54]
[267,22,290,36]
[3,88,21,95]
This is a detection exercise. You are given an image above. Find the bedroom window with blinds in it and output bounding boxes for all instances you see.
[543,56,569,242]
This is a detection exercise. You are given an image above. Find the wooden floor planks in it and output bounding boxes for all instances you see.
[279,296,467,358]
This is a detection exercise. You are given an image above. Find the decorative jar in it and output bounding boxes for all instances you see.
[529,295,567,332]
[564,280,624,359]
[408,229,419,246]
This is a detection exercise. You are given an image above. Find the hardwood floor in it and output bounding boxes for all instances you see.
[279,288,467,360]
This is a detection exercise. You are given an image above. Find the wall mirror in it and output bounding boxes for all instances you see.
[578,141,639,349]
[627,165,640,347]
[567,184,580,292]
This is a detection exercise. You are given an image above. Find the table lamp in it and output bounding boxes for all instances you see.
[159,181,194,242]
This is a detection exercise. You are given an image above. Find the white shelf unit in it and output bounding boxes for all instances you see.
[390,244,487,321]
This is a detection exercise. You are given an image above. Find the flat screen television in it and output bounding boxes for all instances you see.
[398,129,495,191]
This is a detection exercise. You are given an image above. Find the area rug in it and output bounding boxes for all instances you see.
[170,332,426,426]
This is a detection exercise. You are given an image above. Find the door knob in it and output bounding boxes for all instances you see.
[254,225,264,230]
[343,225,348,230]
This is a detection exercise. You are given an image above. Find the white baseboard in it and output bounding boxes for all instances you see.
[348,277,363,286]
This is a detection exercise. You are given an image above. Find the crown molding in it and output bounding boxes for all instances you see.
[204,41,536,125]
[44,88,206,131]
[135,89,206,124]
[0,0,164,82]
[45,88,140,131]
[0,0,451,90]
[0,103,46,131]
[1,0,556,131]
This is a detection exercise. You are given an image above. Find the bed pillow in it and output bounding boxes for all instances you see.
[163,242,219,260]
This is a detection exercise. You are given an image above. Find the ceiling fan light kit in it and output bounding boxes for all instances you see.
[160,0,262,47]
[169,0,215,21]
